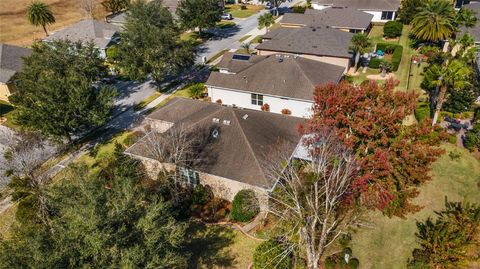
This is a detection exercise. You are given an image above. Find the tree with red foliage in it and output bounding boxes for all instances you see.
[300,80,445,217]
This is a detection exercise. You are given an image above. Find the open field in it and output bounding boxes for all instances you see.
[351,144,480,268]
[0,0,108,46]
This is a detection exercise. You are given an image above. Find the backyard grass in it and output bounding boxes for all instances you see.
[180,32,208,46]
[0,0,108,45]
[186,222,261,268]
[225,4,264,19]
[367,25,399,45]
[351,144,480,269]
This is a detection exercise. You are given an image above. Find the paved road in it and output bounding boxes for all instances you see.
[196,0,304,63]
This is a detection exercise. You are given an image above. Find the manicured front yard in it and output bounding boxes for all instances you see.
[187,222,261,268]
[351,144,480,268]
[225,4,264,19]
[0,100,18,129]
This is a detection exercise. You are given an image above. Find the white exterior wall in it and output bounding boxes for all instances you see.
[363,10,396,23]
[207,86,313,118]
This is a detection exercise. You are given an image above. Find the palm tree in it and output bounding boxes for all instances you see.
[424,60,471,125]
[349,33,371,72]
[379,61,393,77]
[241,42,251,54]
[411,0,456,42]
[258,13,275,33]
[26,1,56,37]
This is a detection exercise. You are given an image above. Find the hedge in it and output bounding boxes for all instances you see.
[253,240,292,269]
[414,102,431,122]
[369,58,383,69]
[231,189,259,222]
[383,21,403,38]
[375,43,403,71]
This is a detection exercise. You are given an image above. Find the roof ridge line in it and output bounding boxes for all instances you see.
[230,110,269,182]
[294,58,316,90]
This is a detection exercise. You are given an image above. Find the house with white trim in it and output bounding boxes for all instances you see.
[311,0,401,22]
[205,52,345,118]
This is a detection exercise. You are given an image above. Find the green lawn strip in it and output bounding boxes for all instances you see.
[368,25,399,45]
[393,25,416,91]
[350,69,380,85]
[207,49,228,64]
[239,35,252,43]
[251,35,263,44]
[133,91,162,111]
[235,48,250,54]
[230,9,256,18]
[216,21,236,29]
[225,4,264,19]
[351,144,480,268]
[186,221,261,268]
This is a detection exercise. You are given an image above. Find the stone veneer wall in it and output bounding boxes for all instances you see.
[126,154,270,210]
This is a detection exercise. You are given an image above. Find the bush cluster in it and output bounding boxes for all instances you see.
[369,57,383,69]
[383,21,403,38]
[414,102,431,122]
[253,240,292,269]
[372,43,403,71]
[231,189,260,222]
[465,123,480,151]
[292,6,306,13]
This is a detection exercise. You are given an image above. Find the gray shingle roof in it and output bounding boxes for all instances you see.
[281,7,373,30]
[313,0,400,11]
[257,25,354,58]
[206,53,345,101]
[126,98,304,189]
[0,44,31,83]
[460,2,480,43]
[44,19,120,49]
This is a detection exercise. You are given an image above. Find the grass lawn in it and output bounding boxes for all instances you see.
[239,35,252,42]
[251,35,263,44]
[225,4,264,19]
[351,144,480,268]
[186,222,261,268]
[217,21,236,29]
[180,32,205,46]
[0,204,17,238]
[368,25,399,45]
[133,91,161,111]
[207,49,228,64]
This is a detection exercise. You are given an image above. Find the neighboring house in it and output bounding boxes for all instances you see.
[311,0,401,22]
[459,1,480,44]
[206,52,345,118]
[281,7,374,33]
[0,44,31,102]
[256,25,354,72]
[44,19,120,58]
[125,97,305,209]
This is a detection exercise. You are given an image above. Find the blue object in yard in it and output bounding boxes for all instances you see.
[376,50,384,56]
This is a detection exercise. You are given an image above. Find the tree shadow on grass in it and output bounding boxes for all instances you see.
[186,222,237,269]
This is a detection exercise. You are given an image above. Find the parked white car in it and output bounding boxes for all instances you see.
[221,13,233,20]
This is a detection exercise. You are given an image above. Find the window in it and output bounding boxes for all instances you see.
[177,167,199,186]
[381,11,394,20]
[251,94,263,105]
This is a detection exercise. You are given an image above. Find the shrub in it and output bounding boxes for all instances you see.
[188,83,205,99]
[348,258,360,269]
[414,102,431,122]
[216,99,222,104]
[191,184,213,205]
[261,103,270,112]
[375,43,403,71]
[292,5,306,13]
[447,134,457,145]
[391,45,403,71]
[281,109,291,115]
[465,123,480,151]
[253,240,292,269]
[240,4,247,10]
[448,150,462,160]
[369,57,383,69]
[106,45,119,61]
[123,131,145,147]
[231,189,259,222]
[383,21,403,38]
[324,257,336,269]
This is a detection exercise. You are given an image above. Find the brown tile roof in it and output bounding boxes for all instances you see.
[256,25,354,58]
[0,44,31,83]
[206,53,344,101]
[281,7,373,30]
[313,0,400,11]
[126,98,304,189]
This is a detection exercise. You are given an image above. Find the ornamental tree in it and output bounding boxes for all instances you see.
[300,80,445,217]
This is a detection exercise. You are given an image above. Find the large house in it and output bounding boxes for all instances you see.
[44,19,120,58]
[0,44,31,102]
[205,52,345,117]
[311,0,401,22]
[256,25,354,72]
[281,7,374,33]
[125,97,305,208]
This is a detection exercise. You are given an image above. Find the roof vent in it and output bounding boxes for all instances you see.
[212,128,219,139]
[242,114,249,120]
[222,120,231,125]
[212,118,220,123]
[278,58,283,63]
